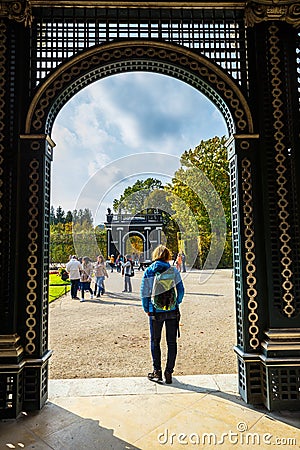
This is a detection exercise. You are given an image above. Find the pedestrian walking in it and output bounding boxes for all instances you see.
[181,251,187,272]
[80,256,94,302]
[109,254,115,272]
[66,255,82,300]
[176,253,182,272]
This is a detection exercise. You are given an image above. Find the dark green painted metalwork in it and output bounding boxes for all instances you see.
[0,1,299,418]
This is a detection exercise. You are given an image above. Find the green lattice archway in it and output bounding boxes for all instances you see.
[0,1,300,419]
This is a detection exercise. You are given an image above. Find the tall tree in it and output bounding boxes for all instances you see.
[50,206,56,225]
[166,136,230,232]
[166,136,231,268]
[65,210,73,223]
[113,178,163,214]
[56,206,65,224]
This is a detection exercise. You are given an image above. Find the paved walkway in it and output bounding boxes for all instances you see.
[1,269,299,448]
[1,374,299,449]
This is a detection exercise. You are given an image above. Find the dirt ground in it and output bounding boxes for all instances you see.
[48,268,237,379]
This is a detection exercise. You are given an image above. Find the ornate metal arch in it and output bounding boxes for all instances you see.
[25,40,254,136]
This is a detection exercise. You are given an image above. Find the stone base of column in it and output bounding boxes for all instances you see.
[0,347,52,419]
[235,332,300,411]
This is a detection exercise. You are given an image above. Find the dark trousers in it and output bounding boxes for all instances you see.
[124,274,132,292]
[149,311,178,373]
[81,282,93,299]
[70,279,80,298]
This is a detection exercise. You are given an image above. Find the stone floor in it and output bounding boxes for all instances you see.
[1,374,300,449]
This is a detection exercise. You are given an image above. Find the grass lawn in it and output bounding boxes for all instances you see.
[49,273,70,303]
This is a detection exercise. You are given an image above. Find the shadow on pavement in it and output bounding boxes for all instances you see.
[0,402,141,450]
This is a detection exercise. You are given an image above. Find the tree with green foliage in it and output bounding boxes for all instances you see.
[50,206,56,225]
[113,178,163,213]
[143,189,179,252]
[65,210,73,223]
[50,222,74,262]
[166,136,232,268]
[94,227,107,257]
[49,207,100,262]
[113,180,179,254]
[56,206,65,224]
[73,208,93,226]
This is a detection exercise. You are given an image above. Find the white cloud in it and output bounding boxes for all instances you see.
[51,72,227,219]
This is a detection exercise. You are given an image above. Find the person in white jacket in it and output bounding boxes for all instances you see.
[66,255,82,300]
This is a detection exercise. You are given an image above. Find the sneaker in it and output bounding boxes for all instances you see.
[96,294,100,298]
[80,298,85,302]
[148,370,162,382]
[91,294,94,299]
[164,370,172,384]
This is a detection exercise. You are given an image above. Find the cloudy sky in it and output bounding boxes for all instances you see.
[51,72,227,224]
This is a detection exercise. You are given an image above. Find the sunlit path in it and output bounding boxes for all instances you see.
[49,268,236,379]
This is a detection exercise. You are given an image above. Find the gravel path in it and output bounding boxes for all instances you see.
[49,268,237,379]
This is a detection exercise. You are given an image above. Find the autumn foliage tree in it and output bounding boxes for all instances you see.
[50,207,107,263]
[166,136,232,268]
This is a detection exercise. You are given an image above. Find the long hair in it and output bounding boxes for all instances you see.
[82,256,91,268]
[152,245,171,262]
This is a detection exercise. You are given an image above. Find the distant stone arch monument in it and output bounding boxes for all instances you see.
[0,1,299,417]
[105,209,163,259]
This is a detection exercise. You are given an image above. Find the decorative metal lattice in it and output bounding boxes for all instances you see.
[297,32,300,108]
[42,154,51,354]
[229,156,244,348]
[30,7,248,92]
[266,25,300,318]
[270,368,300,403]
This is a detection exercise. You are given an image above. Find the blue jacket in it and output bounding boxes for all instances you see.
[140,260,184,313]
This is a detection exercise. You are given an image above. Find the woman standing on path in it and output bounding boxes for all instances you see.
[140,245,184,384]
[94,254,109,297]
[80,256,94,302]
[122,254,133,293]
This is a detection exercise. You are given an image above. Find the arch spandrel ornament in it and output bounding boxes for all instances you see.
[0,0,33,26]
[25,40,254,137]
[245,0,300,28]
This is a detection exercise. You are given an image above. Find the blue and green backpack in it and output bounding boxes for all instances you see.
[151,267,177,311]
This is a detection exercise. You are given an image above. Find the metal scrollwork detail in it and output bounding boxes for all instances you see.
[26,155,39,355]
[245,1,300,28]
[269,24,295,318]
[242,156,260,350]
[0,1,32,27]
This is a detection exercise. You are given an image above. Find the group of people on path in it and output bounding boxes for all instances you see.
[65,245,185,385]
[66,254,109,302]
[66,253,136,300]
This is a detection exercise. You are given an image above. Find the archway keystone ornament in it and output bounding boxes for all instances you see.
[0,1,299,418]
